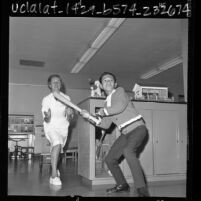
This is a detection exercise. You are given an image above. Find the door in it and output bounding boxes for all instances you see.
[153,110,178,174]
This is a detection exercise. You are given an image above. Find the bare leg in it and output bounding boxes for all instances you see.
[51,144,61,178]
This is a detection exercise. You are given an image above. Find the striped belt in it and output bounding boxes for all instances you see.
[118,115,143,130]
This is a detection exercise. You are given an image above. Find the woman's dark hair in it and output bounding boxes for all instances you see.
[47,74,65,93]
[99,72,117,84]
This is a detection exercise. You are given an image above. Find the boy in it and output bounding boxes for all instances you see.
[81,72,150,197]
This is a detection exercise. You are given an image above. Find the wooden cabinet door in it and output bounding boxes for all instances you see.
[153,110,178,174]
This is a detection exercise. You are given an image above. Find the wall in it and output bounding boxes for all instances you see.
[143,65,184,102]
[9,83,91,148]
[9,66,184,101]
[8,66,184,149]
[102,65,184,102]
[9,68,92,149]
[9,68,91,89]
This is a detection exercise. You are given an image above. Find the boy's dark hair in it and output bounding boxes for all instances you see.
[99,72,117,84]
[47,74,65,93]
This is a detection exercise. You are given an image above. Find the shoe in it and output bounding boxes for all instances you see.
[57,170,60,177]
[106,184,130,194]
[49,183,62,191]
[137,187,150,197]
[49,177,62,186]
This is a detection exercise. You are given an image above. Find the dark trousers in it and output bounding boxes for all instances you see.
[105,125,148,188]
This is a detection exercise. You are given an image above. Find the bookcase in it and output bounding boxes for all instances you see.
[8,114,35,158]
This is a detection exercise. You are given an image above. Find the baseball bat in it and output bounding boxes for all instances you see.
[53,92,100,125]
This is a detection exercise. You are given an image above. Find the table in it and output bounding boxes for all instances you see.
[8,134,28,159]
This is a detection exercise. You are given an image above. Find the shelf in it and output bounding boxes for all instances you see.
[9,132,34,135]
[10,123,34,126]
[8,114,35,150]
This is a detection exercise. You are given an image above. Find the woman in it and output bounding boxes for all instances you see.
[42,74,73,186]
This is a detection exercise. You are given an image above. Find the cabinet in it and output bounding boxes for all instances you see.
[77,98,187,186]
[8,114,35,157]
[153,109,187,175]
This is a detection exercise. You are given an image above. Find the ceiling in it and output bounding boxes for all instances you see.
[9,17,184,81]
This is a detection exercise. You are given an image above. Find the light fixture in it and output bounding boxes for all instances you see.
[71,48,97,73]
[140,56,183,79]
[91,27,115,49]
[158,56,183,71]
[140,69,162,79]
[70,18,126,73]
[79,48,97,63]
[107,18,125,28]
[70,62,85,73]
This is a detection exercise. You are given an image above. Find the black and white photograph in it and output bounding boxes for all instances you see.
[1,0,195,199]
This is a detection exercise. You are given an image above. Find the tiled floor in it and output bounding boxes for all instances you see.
[7,156,186,197]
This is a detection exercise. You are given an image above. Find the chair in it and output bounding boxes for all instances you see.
[21,147,34,159]
[63,147,78,163]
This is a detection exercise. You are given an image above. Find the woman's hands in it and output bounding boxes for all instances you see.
[44,109,51,123]
[65,107,74,115]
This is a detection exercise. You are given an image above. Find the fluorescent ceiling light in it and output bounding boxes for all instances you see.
[141,56,183,79]
[108,18,126,28]
[158,56,183,71]
[79,48,97,63]
[91,18,125,49]
[70,62,85,73]
[70,18,126,73]
[141,69,162,79]
[91,27,115,49]
[71,48,97,73]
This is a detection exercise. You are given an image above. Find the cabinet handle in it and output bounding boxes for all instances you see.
[176,127,179,143]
